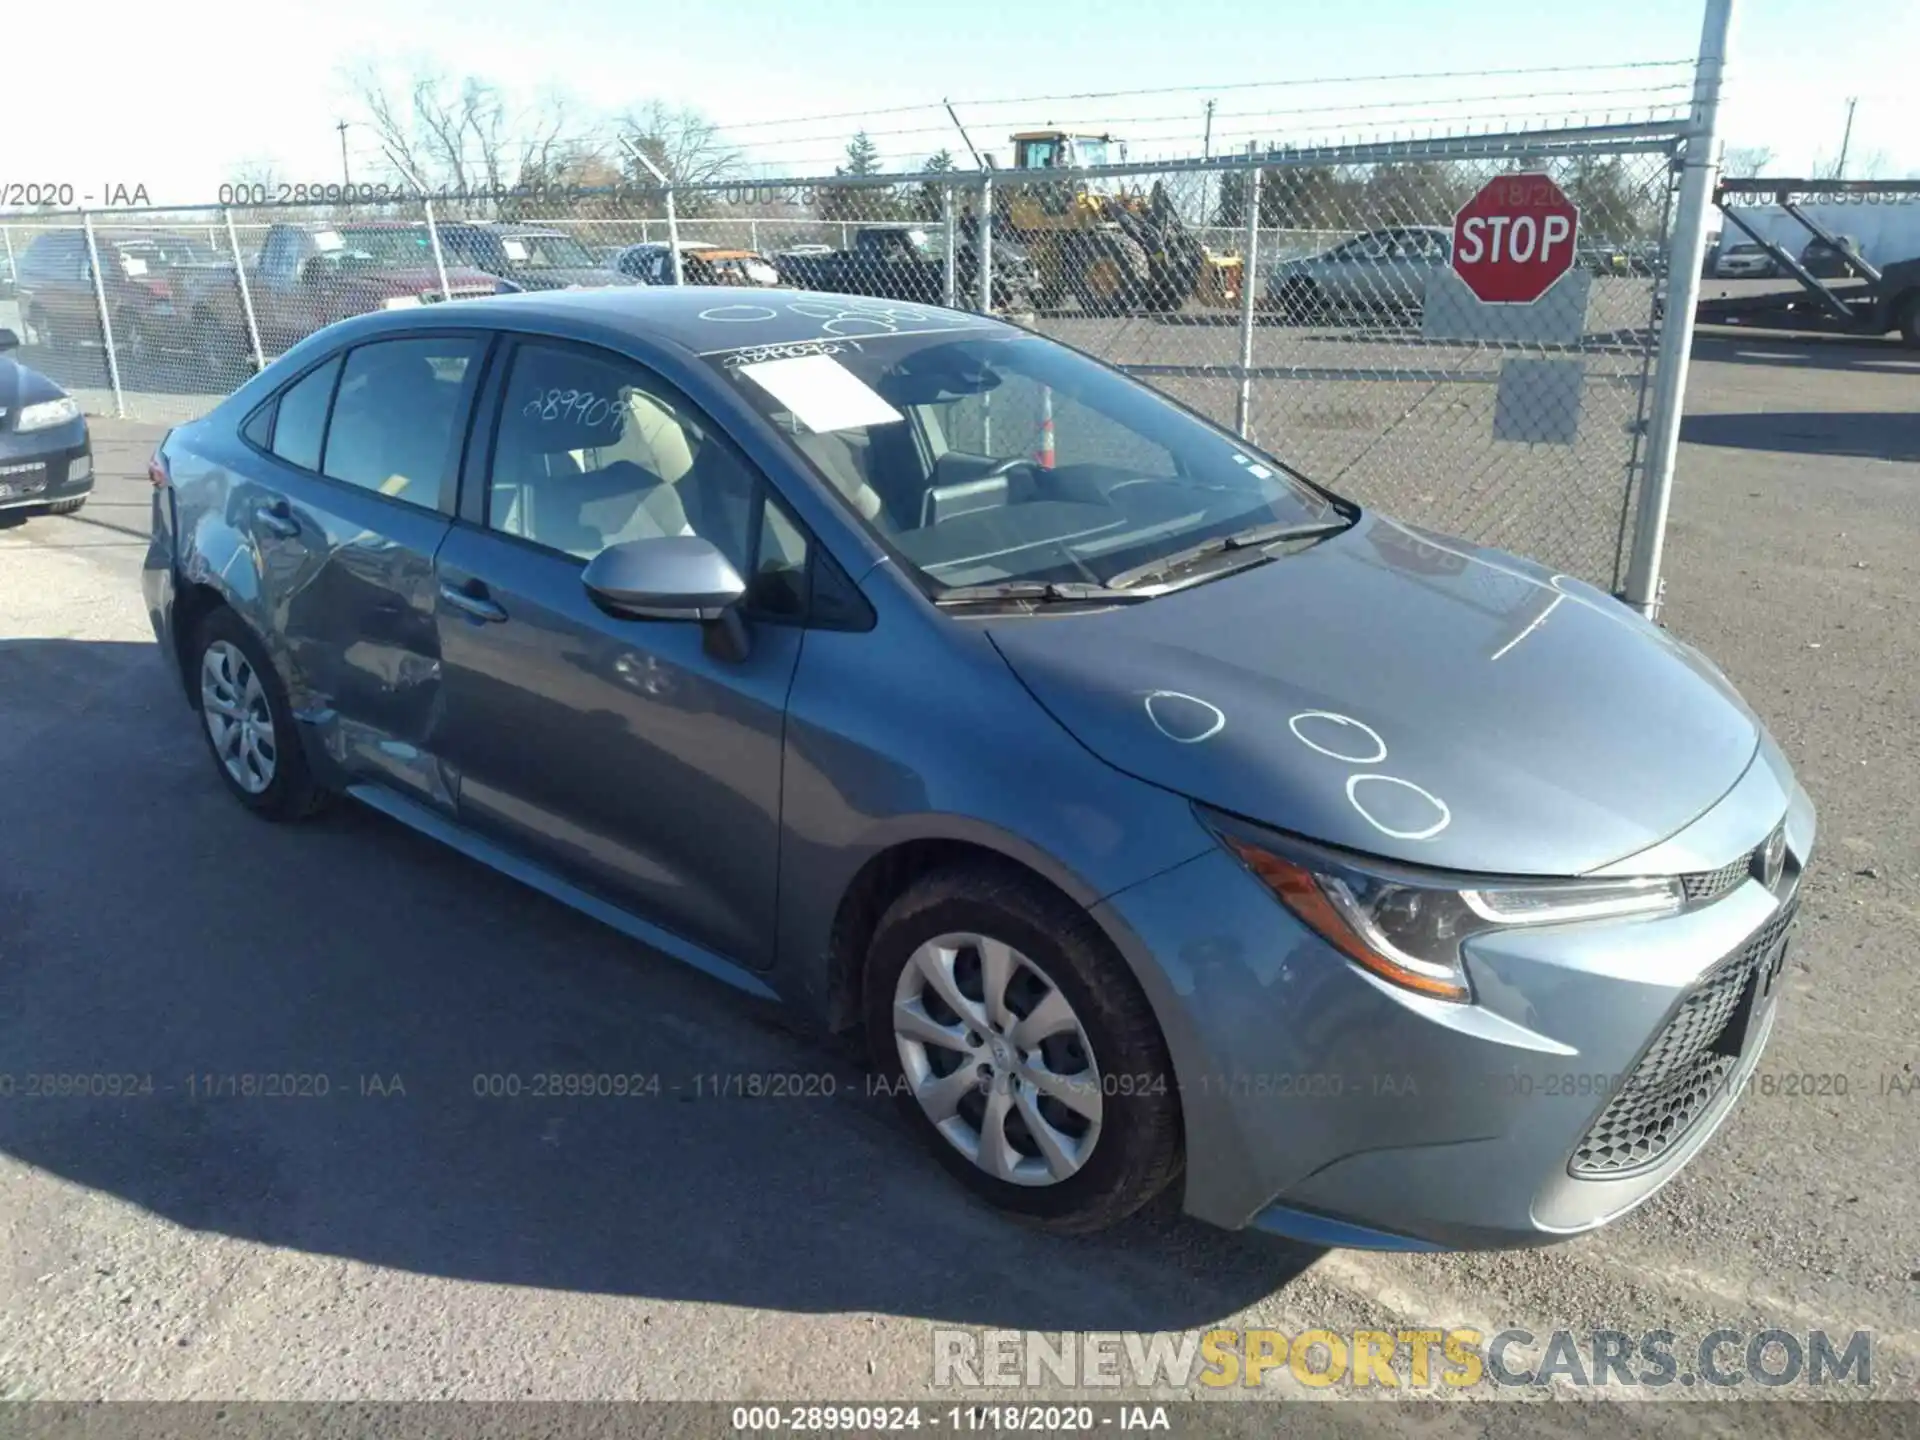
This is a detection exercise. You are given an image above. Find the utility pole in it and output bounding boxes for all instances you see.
[1201,99,1216,229]
[337,120,351,187]
[1835,97,1857,178]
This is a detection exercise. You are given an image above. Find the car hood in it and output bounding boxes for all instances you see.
[0,354,66,424]
[988,513,1760,876]
[506,266,637,290]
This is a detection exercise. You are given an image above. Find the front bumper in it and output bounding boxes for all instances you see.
[0,417,92,511]
[1092,732,1815,1249]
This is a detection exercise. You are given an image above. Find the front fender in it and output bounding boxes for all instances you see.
[772,587,1217,1024]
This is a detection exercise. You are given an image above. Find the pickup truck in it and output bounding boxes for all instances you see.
[774,225,1035,310]
[201,221,506,369]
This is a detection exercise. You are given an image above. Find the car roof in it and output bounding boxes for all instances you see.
[359,285,1009,357]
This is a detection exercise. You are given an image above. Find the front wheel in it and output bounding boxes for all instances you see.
[865,865,1182,1232]
[190,608,328,821]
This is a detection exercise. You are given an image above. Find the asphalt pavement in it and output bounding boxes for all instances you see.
[0,330,1916,1423]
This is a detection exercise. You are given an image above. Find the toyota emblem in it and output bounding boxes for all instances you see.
[1761,825,1788,891]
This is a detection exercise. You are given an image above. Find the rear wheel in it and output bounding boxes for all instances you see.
[864,865,1182,1232]
[1897,292,1920,349]
[189,608,328,821]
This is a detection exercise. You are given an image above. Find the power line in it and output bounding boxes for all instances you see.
[710,57,1695,133]
[715,81,1693,151]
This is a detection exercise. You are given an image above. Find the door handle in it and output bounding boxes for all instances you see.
[254,498,300,538]
[439,581,508,623]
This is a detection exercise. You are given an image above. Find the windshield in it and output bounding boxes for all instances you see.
[499,232,598,268]
[316,227,436,265]
[115,236,221,271]
[709,330,1339,593]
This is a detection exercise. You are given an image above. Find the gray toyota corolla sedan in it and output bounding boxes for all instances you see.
[142,288,1813,1249]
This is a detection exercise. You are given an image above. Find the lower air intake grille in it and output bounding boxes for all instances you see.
[1570,899,1797,1177]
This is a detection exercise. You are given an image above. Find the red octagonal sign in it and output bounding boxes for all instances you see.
[1451,173,1580,305]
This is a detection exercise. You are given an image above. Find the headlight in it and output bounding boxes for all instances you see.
[15,396,82,432]
[381,296,422,311]
[1206,811,1682,1002]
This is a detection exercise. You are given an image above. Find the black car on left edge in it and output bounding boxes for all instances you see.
[0,328,93,519]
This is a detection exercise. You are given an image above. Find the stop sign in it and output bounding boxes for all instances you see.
[1451,173,1580,304]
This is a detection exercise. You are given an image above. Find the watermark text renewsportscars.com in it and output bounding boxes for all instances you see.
[932,1327,1874,1391]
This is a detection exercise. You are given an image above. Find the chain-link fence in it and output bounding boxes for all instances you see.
[0,121,1684,591]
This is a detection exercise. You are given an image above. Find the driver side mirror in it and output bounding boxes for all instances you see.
[582,535,752,660]
[298,256,327,285]
[0,328,18,352]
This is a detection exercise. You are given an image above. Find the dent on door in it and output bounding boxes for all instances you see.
[272,492,458,809]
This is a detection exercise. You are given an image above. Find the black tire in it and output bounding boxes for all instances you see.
[1897,292,1920,349]
[45,498,87,515]
[864,863,1182,1233]
[1276,278,1321,325]
[189,607,329,821]
[195,314,249,388]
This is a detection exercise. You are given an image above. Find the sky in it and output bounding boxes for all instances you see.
[6,0,1917,208]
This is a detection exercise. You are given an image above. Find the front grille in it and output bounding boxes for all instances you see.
[1681,854,1750,904]
[1571,898,1797,1177]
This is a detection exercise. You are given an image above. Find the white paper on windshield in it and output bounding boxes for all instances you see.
[119,255,150,277]
[312,230,345,253]
[738,354,903,434]
[502,238,530,261]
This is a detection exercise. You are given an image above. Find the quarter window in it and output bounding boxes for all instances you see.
[320,337,481,507]
[268,356,341,472]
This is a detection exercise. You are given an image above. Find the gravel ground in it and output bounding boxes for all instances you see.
[0,329,1915,1426]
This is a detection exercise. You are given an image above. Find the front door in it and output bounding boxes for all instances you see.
[433,336,812,969]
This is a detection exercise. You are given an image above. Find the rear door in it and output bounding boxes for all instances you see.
[431,335,810,969]
[239,331,488,806]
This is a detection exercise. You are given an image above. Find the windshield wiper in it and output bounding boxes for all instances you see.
[932,580,1153,608]
[1106,517,1353,591]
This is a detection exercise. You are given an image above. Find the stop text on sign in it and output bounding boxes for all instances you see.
[1456,212,1573,266]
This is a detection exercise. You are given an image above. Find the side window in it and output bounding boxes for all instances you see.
[321,337,480,507]
[488,341,758,571]
[269,356,342,471]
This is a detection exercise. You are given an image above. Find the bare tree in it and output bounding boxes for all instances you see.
[342,61,601,197]
[1720,145,1774,177]
[1811,146,1891,180]
[226,157,286,193]
[615,100,740,188]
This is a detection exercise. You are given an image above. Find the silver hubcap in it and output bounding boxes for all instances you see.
[893,932,1103,1187]
[200,640,277,794]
